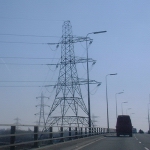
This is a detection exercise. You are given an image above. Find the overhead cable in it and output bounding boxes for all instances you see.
[0,41,59,45]
[0,63,59,66]
[0,57,59,59]
[0,33,60,38]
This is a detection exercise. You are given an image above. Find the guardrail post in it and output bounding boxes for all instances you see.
[89,127,91,136]
[93,128,94,135]
[49,127,53,144]
[69,127,71,140]
[92,127,93,136]
[34,126,38,148]
[92,128,94,135]
[75,127,78,139]
[109,128,111,133]
[101,128,103,134]
[10,126,16,150]
[85,127,87,137]
[80,127,82,138]
[94,128,96,135]
[60,127,64,142]
[97,128,98,135]
[102,128,104,134]
[99,128,100,134]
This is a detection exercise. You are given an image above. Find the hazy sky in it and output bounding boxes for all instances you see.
[0,0,150,132]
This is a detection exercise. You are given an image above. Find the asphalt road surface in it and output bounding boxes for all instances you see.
[79,134,150,150]
[36,134,150,150]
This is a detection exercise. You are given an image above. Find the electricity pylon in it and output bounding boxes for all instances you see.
[14,117,21,130]
[91,114,99,127]
[44,21,101,129]
[35,92,49,127]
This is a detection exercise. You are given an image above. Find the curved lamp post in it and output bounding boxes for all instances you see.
[86,31,106,134]
[126,108,131,115]
[148,103,150,133]
[106,73,117,133]
[130,113,135,120]
[115,91,124,119]
[121,101,128,115]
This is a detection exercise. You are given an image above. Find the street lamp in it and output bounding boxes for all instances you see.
[126,108,131,115]
[86,31,107,134]
[121,101,128,115]
[148,103,150,133]
[130,113,135,122]
[130,112,135,118]
[106,73,117,133]
[130,113,135,115]
[115,91,124,119]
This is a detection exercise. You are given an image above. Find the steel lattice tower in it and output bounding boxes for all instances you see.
[14,117,21,130]
[45,21,90,128]
[35,92,49,127]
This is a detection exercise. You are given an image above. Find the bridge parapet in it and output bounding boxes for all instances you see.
[0,124,115,150]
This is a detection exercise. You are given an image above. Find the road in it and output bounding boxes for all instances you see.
[36,134,150,150]
[80,134,150,150]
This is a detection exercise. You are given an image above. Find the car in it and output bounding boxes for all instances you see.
[116,115,132,137]
[132,128,137,133]
[139,129,144,134]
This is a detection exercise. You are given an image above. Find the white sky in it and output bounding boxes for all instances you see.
[0,0,150,132]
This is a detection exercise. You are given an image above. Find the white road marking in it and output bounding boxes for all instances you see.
[75,137,106,150]
[135,137,149,150]
[134,135,138,140]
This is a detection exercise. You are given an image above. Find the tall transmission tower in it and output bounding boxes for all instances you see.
[35,92,49,127]
[44,21,101,129]
[91,114,99,127]
[14,117,21,130]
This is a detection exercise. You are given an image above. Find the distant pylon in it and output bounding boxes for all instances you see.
[14,117,21,130]
[91,114,99,127]
[35,92,49,127]
[44,20,97,129]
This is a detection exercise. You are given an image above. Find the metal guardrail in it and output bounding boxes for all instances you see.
[0,124,115,150]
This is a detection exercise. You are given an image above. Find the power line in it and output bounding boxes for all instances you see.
[0,56,59,59]
[0,36,91,45]
[0,17,64,22]
[0,81,56,82]
[0,84,86,88]
[0,63,58,66]
[0,81,57,87]
[0,57,95,65]
[0,41,59,45]
[0,33,60,38]
[0,85,55,87]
